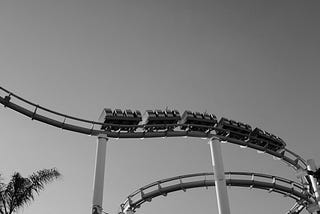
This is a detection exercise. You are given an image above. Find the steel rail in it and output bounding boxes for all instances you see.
[0,87,308,171]
[286,202,305,214]
[0,86,101,125]
[0,87,315,213]
[119,172,314,213]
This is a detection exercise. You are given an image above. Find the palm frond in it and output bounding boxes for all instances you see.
[28,168,61,194]
[1,168,61,214]
[0,175,5,214]
[3,172,29,214]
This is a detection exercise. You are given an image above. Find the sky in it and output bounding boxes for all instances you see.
[1,1,320,214]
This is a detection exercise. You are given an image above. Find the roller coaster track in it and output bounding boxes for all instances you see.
[119,172,315,214]
[0,86,308,172]
[0,86,316,214]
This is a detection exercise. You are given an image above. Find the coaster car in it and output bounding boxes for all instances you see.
[142,109,181,131]
[248,128,286,152]
[179,110,217,132]
[100,108,142,132]
[216,117,252,141]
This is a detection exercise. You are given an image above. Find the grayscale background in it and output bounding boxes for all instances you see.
[1,1,320,214]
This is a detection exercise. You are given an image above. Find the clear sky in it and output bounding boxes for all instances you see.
[1,1,320,214]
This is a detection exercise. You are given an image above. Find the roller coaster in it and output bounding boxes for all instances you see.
[120,172,314,214]
[0,86,319,214]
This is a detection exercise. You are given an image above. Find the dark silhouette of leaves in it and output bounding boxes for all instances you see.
[0,168,61,214]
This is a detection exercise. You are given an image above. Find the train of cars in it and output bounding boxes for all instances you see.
[99,108,286,152]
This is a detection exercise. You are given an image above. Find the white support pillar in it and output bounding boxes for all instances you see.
[307,159,320,213]
[92,134,108,214]
[209,138,231,214]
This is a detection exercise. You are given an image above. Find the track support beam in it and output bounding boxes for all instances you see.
[92,134,108,214]
[209,138,231,214]
[307,159,320,214]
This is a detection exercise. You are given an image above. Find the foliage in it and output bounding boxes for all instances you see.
[0,168,61,214]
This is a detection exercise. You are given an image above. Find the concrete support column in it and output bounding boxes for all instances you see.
[92,134,108,214]
[209,138,231,214]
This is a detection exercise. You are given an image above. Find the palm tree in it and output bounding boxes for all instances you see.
[0,168,61,214]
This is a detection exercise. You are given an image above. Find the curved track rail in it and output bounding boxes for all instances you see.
[0,87,308,172]
[0,87,316,214]
[119,172,314,214]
